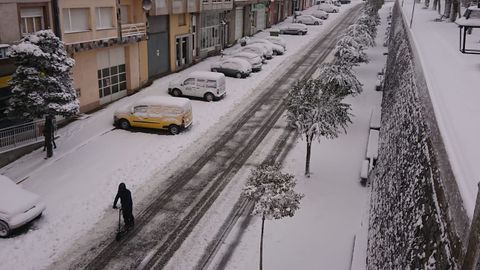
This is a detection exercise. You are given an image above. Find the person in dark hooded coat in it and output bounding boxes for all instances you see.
[113,183,134,229]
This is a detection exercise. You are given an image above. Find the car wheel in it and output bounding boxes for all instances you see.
[0,220,10,238]
[212,68,218,72]
[298,21,302,24]
[172,88,182,97]
[314,21,319,25]
[235,72,242,79]
[118,119,130,130]
[168,124,180,135]
[204,93,214,102]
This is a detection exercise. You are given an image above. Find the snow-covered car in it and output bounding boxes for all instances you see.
[248,38,285,55]
[0,175,46,237]
[211,58,252,78]
[312,10,329,20]
[318,3,339,13]
[295,15,323,25]
[239,43,273,60]
[279,23,308,35]
[263,36,287,50]
[168,71,226,101]
[227,52,263,72]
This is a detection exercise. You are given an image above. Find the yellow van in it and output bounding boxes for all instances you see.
[114,96,193,134]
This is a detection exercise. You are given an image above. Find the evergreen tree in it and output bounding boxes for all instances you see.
[243,163,303,270]
[6,30,79,120]
[315,63,363,97]
[345,24,376,47]
[286,79,352,177]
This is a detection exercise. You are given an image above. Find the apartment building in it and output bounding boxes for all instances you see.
[59,0,148,112]
[0,0,54,126]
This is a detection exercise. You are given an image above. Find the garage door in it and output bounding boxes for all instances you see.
[256,7,266,31]
[235,7,244,40]
[97,47,127,105]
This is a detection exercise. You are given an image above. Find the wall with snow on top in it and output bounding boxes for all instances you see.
[367,2,465,269]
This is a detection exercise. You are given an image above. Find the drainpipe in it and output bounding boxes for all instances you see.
[51,0,62,38]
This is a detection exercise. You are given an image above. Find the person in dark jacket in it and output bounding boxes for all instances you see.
[113,183,134,229]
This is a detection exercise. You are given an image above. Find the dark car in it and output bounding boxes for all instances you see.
[279,23,308,35]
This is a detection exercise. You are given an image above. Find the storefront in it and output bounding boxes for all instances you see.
[234,7,244,40]
[198,11,228,55]
[253,3,267,32]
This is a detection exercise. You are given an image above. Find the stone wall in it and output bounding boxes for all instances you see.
[366,2,469,268]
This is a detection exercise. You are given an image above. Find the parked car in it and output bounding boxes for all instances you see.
[239,44,273,60]
[295,14,323,25]
[263,36,287,50]
[211,58,252,78]
[248,38,285,55]
[339,0,351,4]
[0,175,46,237]
[312,10,329,20]
[279,23,308,35]
[114,96,193,135]
[168,71,226,101]
[227,52,263,72]
[318,3,339,13]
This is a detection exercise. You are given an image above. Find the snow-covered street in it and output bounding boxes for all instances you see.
[0,2,364,270]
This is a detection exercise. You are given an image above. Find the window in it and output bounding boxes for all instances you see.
[133,105,148,113]
[63,8,90,33]
[197,79,206,88]
[120,5,129,24]
[97,64,127,98]
[178,14,186,26]
[0,46,9,60]
[20,7,45,35]
[75,88,81,98]
[184,78,195,85]
[96,7,114,29]
[206,80,216,88]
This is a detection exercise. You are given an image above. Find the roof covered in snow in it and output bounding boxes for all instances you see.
[188,71,226,80]
[134,96,191,109]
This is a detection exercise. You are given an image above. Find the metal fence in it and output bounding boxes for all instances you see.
[0,120,47,153]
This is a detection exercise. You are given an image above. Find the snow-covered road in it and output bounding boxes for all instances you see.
[0,2,363,270]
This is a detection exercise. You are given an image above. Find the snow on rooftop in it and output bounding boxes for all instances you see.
[188,71,226,80]
[134,96,191,108]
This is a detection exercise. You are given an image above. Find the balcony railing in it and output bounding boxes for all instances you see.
[121,23,147,38]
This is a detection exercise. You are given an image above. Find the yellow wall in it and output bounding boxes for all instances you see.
[169,14,191,72]
[125,43,140,92]
[71,50,99,112]
[138,40,149,85]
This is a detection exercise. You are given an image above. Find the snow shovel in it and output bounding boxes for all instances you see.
[115,208,123,241]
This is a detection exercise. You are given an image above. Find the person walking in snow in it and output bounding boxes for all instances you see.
[43,115,56,158]
[113,183,134,229]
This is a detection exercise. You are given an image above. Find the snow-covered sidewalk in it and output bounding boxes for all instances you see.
[400,0,480,217]
[0,3,362,270]
[164,4,391,270]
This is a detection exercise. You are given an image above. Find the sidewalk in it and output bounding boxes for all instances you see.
[401,0,480,217]
[164,3,391,270]
[0,3,362,270]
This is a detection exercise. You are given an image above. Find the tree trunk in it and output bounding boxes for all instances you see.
[259,214,265,270]
[305,141,312,177]
[444,0,452,18]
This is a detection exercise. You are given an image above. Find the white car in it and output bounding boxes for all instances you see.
[239,43,273,60]
[312,10,329,20]
[295,15,323,25]
[211,58,252,78]
[318,3,340,13]
[0,175,46,237]
[264,36,287,50]
[248,38,285,55]
[279,23,308,35]
[227,52,263,72]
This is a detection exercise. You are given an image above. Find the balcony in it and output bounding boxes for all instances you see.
[121,23,147,38]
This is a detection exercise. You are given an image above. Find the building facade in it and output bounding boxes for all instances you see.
[59,0,149,112]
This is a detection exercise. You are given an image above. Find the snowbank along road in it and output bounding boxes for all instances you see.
[62,5,364,270]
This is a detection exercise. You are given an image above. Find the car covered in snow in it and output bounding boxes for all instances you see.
[168,71,226,101]
[295,14,323,25]
[0,175,46,237]
[238,43,273,60]
[263,36,287,50]
[312,10,329,20]
[318,3,339,13]
[114,96,193,134]
[211,58,252,78]
[248,38,285,55]
[227,52,263,72]
[279,23,308,35]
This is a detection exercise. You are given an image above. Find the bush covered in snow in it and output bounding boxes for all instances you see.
[6,30,79,120]
[333,35,369,66]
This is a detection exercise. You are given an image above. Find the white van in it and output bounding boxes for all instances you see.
[168,71,226,102]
